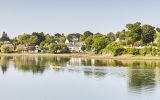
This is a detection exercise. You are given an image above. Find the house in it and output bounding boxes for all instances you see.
[35,45,41,53]
[18,45,41,53]
[65,39,84,52]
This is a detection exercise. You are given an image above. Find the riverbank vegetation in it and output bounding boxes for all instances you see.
[1,22,160,56]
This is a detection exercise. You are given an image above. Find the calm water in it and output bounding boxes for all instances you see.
[0,56,160,100]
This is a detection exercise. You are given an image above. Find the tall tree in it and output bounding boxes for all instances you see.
[81,31,93,41]
[32,32,45,45]
[0,32,10,41]
[92,36,107,54]
[141,24,156,43]
[85,36,93,51]
[126,22,142,45]
[17,33,31,45]
[106,32,116,42]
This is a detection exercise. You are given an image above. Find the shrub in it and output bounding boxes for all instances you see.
[16,45,25,53]
[147,46,152,54]
[59,44,69,53]
[106,42,126,56]
[113,47,126,56]
[1,44,14,53]
[127,48,139,55]
[49,43,59,54]
[151,48,157,56]
[139,48,147,56]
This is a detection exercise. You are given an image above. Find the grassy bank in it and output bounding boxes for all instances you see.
[0,53,160,60]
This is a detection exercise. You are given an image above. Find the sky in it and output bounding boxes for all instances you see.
[0,0,160,38]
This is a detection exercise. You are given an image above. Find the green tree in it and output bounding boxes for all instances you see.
[81,31,93,41]
[85,36,93,51]
[141,24,156,43]
[81,45,86,51]
[126,22,142,45]
[17,33,31,45]
[106,32,116,42]
[156,27,160,33]
[49,43,59,54]
[59,43,69,53]
[106,42,125,56]
[0,32,10,41]
[32,32,45,45]
[92,36,107,54]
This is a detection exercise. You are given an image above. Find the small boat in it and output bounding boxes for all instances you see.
[50,65,62,69]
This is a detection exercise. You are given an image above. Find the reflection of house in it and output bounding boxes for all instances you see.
[65,39,84,52]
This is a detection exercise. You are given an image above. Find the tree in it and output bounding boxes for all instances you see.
[49,43,59,54]
[81,45,86,51]
[0,32,10,41]
[85,36,93,51]
[54,33,62,37]
[106,42,125,56]
[1,44,13,53]
[59,44,69,53]
[92,36,107,54]
[141,24,156,43]
[126,22,142,45]
[32,32,45,45]
[81,31,93,41]
[156,27,160,33]
[59,36,66,43]
[29,35,38,45]
[17,33,31,45]
[119,32,126,40]
[106,32,116,42]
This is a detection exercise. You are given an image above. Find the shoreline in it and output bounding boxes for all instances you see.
[0,53,160,60]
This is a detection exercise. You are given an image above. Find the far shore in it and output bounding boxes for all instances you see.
[1,53,160,60]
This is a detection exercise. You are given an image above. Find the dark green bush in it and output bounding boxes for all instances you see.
[151,48,157,56]
[139,48,147,56]
[127,48,139,55]
[106,42,126,56]
[113,48,126,56]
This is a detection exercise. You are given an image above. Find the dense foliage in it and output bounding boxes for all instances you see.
[0,22,160,56]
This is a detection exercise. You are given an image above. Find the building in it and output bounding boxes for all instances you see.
[65,39,84,52]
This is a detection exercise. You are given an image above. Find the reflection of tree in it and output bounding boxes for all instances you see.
[14,56,46,73]
[128,69,155,91]
[84,70,93,76]
[0,56,10,74]
[94,71,106,78]
[49,57,70,66]
[83,69,107,78]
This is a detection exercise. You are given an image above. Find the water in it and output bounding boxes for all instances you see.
[0,56,160,100]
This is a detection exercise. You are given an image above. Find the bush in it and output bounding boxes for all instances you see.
[106,42,126,56]
[127,48,139,55]
[1,44,14,53]
[147,46,152,54]
[151,48,157,56]
[59,44,69,53]
[113,48,126,56]
[49,43,59,54]
[139,48,147,56]
[16,45,25,53]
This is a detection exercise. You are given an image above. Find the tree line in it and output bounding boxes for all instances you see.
[0,22,160,56]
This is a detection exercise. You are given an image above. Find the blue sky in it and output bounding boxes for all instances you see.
[0,0,159,38]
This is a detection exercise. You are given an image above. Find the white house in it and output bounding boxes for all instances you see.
[65,39,84,52]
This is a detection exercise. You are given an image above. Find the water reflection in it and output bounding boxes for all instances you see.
[0,55,160,94]
[128,69,156,94]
